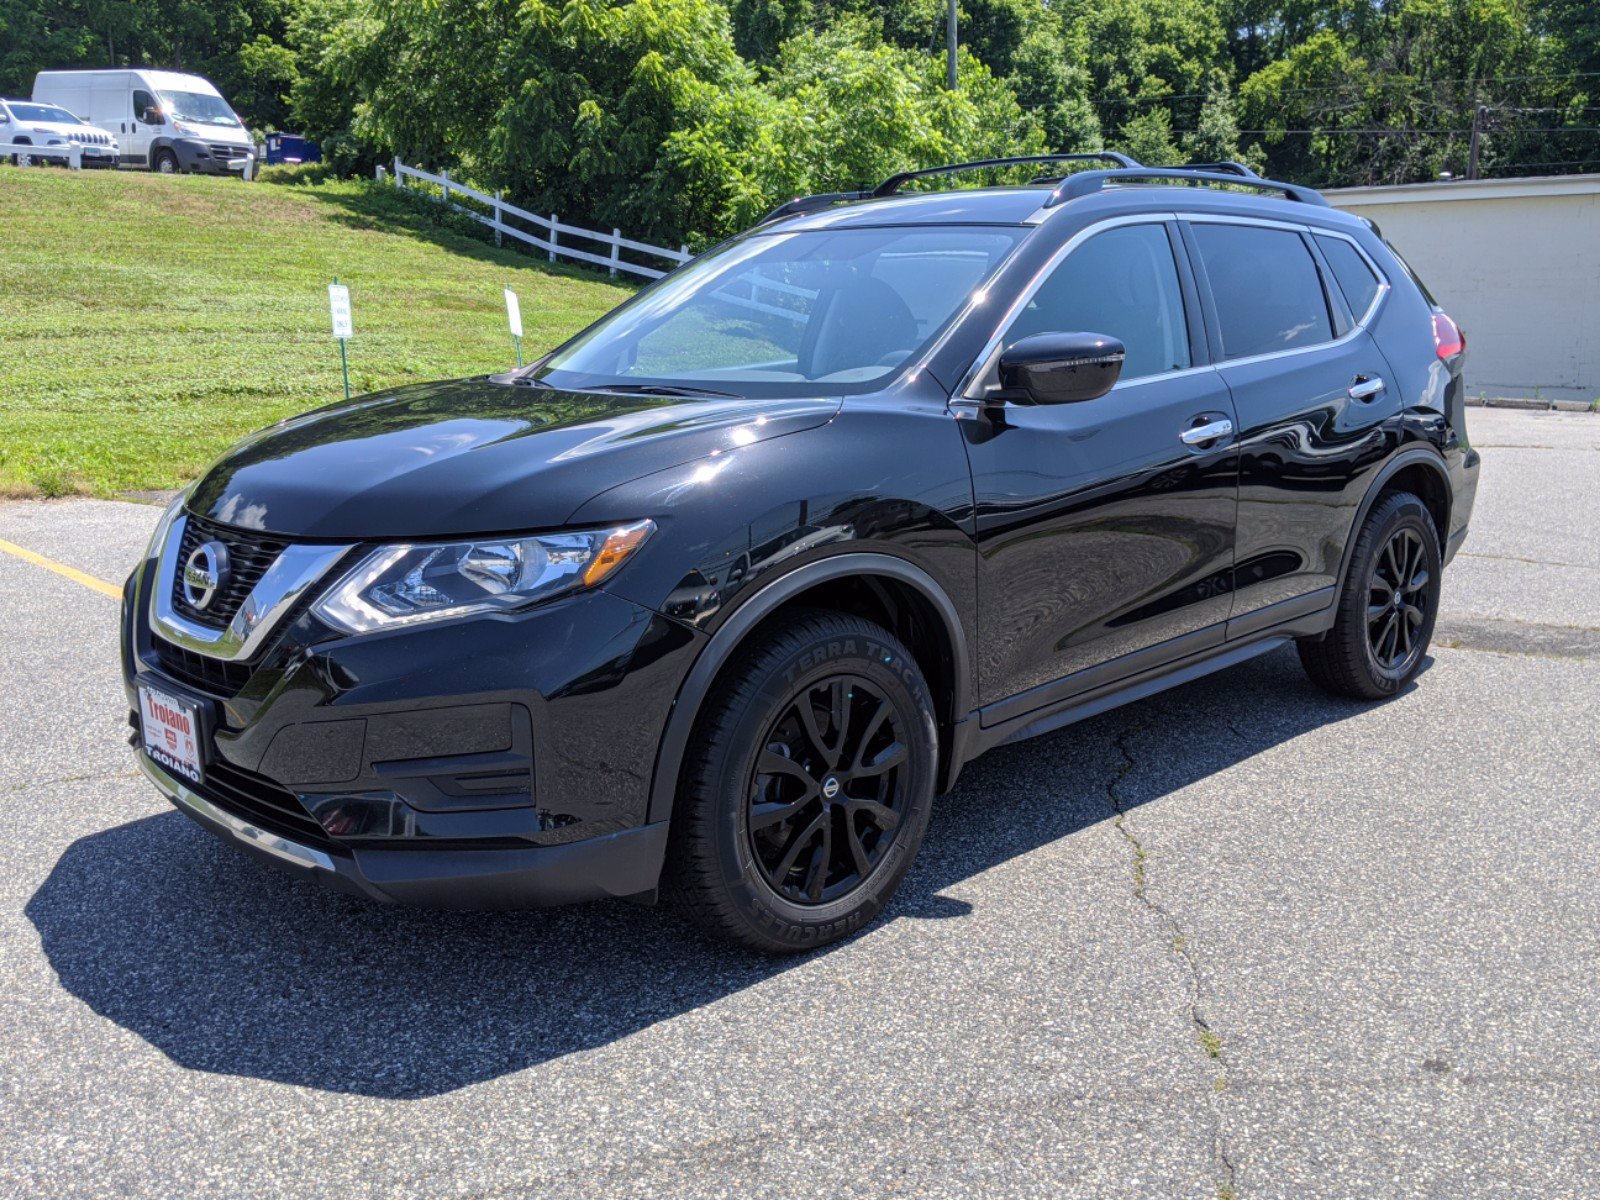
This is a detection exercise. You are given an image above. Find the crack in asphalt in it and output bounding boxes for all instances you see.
[1106,720,1237,1200]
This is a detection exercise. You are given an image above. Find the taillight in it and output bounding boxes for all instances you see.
[1431,312,1464,360]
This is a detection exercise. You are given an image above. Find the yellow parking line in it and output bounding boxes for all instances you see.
[0,537,122,599]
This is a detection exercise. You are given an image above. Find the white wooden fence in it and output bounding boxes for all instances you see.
[383,159,692,280]
[2,142,85,168]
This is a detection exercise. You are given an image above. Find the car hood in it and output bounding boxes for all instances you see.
[187,377,841,539]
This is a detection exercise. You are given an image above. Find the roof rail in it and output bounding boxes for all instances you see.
[1182,160,1258,178]
[757,151,1152,225]
[758,190,874,224]
[1046,168,1328,208]
[873,152,1142,197]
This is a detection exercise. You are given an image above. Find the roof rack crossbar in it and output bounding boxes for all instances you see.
[1047,168,1328,208]
[872,152,1142,197]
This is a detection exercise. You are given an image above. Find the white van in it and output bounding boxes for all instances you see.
[32,68,255,176]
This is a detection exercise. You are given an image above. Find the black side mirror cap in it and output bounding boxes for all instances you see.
[998,332,1126,404]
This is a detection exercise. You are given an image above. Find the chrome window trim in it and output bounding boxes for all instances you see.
[956,210,1396,401]
[957,212,1180,399]
[150,513,354,661]
[1305,226,1391,328]
[1177,213,1392,363]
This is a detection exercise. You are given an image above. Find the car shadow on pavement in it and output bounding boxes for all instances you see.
[25,647,1414,1099]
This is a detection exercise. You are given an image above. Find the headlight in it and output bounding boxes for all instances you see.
[312,520,655,634]
[173,121,200,136]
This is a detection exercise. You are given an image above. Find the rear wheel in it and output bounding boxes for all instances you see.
[12,146,33,167]
[153,148,179,174]
[1298,491,1441,699]
[665,610,937,953]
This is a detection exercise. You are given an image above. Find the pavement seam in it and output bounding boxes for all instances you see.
[1457,551,1600,572]
[1107,720,1238,1200]
[1,769,139,797]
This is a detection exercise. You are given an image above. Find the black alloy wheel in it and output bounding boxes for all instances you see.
[1298,490,1442,699]
[747,675,909,905]
[667,610,937,953]
[1366,526,1430,675]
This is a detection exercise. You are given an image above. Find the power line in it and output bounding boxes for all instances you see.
[1099,69,1600,109]
[1483,158,1600,171]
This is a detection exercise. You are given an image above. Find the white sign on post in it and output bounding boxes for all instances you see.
[328,283,353,339]
[504,287,523,338]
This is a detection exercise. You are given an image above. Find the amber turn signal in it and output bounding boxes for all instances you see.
[582,519,656,587]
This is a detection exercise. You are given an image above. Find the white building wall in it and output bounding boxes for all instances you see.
[1326,175,1600,402]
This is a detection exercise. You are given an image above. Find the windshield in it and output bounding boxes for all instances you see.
[158,90,241,127]
[7,103,79,124]
[534,226,1024,398]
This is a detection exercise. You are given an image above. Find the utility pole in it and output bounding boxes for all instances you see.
[946,0,958,90]
[1467,104,1487,180]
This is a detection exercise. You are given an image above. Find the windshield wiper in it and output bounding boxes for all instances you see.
[583,382,741,399]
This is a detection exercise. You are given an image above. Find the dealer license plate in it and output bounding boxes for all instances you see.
[138,684,203,784]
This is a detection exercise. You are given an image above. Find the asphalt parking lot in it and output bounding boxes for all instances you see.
[1,407,1597,1199]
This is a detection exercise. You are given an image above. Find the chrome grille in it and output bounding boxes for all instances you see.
[171,514,289,630]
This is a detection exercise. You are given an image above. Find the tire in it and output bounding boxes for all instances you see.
[1298,491,1442,700]
[665,610,938,953]
[153,149,179,174]
[13,148,32,167]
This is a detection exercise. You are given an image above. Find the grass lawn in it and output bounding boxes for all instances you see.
[0,167,632,497]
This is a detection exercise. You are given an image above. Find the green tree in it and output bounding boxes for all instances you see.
[1119,107,1181,163]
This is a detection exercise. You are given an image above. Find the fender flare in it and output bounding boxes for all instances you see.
[645,552,971,824]
[1334,445,1453,592]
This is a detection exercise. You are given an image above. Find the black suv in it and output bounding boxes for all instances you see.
[123,155,1479,951]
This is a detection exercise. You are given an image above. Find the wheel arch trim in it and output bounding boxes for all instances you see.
[645,552,971,824]
[1336,445,1452,590]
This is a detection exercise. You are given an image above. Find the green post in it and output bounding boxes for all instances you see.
[338,336,351,401]
[514,334,523,368]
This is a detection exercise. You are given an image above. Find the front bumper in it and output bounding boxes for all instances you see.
[170,137,254,174]
[124,545,703,908]
[138,753,671,907]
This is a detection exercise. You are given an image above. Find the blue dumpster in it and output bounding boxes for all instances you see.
[264,134,322,166]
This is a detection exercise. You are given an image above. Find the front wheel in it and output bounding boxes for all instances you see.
[1298,491,1442,699]
[665,610,938,953]
[153,149,179,174]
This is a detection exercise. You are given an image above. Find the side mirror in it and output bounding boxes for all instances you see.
[142,107,164,125]
[998,332,1125,404]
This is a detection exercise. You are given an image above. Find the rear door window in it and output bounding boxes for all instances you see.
[1314,235,1383,321]
[1192,223,1333,360]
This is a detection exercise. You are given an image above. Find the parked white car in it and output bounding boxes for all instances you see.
[32,68,254,176]
[0,99,119,167]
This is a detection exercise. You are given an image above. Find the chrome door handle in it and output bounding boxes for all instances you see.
[1349,376,1386,401]
[1180,417,1233,445]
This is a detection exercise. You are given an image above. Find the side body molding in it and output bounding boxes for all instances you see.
[645,552,973,824]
